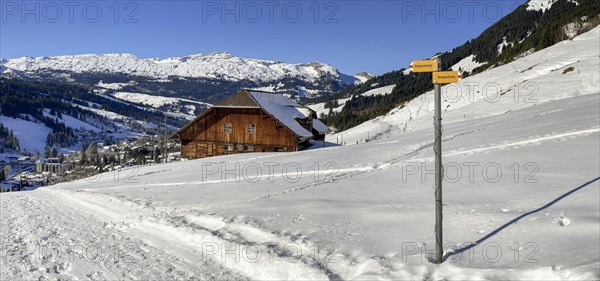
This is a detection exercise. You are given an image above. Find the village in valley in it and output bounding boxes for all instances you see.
[0,88,333,192]
[0,135,181,192]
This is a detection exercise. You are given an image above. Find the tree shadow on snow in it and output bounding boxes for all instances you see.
[444,176,600,261]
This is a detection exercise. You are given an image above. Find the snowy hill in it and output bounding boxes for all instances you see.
[309,84,396,116]
[0,77,193,157]
[1,27,598,280]
[110,92,212,120]
[319,0,598,132]
[333,26,600,144]
[0,115,52,153]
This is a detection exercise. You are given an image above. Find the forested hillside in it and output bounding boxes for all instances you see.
[0,78,188,154]
[321,0,600,131]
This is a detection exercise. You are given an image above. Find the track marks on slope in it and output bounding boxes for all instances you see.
[0,192,218,281]
[44,189,347,280]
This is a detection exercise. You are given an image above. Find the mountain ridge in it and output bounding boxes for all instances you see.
[1,52,358,87]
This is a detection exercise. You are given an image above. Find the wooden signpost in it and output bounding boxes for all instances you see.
[409,60,439,72]
[409,58,462,264]
[433,71,463,84]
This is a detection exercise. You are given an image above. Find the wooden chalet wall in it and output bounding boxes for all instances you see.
[179,107,300,159]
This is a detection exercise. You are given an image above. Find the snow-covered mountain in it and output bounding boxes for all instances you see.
[2,52,354,83]
[0,53,361,101]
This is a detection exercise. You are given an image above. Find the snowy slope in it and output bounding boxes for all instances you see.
[361,84,396,97]
[308,84,396,117]
[1,53,358,84]
[451,54,485,73]
[526,0,558,12]
[42,109,102,133]
[111,91,211,119]
[2,91,598,280]
[112,92,211,109]
[333,26,600,144]
[526,0,579,12]
[0,115,52,153]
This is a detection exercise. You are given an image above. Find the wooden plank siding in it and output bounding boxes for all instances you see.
[178,107,299,159]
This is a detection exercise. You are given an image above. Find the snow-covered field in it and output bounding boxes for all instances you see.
[451,55,485,74]
[112,92,211,109]
[308,85,396,117]
[111,91,211,118]
[1,25,599,281]
[0,115,52,153]
[42,109,102,133]
[526,0,557,12]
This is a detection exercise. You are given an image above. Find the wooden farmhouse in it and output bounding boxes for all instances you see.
[171,90,330,159]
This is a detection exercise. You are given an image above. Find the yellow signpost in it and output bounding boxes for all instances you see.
[407,58,462,265]
[409,59,439,72]
[432,71,463,84]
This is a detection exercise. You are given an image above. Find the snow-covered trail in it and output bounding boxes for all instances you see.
[1,186,350,280]
[0,189,232,280]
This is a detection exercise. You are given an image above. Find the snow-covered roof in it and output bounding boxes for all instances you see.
[313,119,330,134]
[174,90,330,139]
[248,91,316,138]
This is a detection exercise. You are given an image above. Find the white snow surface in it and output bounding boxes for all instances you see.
[42,109,102,133]
[308,85,397,117]
[354,73,374,84]
[97,80,136,90]
[0,115,52,153]
[2,53,357,84]
[526,0,578,12]
[361,84,396,97]
[112,92,211,111]
[312,119,330,134]
[308,97,352,117]
[526,0,557,12]
[451,54,485,73]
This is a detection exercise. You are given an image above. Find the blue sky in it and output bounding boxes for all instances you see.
[1,1,526,75]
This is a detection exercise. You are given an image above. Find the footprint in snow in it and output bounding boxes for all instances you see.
[555,212,571,227]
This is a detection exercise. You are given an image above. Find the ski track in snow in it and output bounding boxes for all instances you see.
[6,188,350,281]
[0,190,231,280]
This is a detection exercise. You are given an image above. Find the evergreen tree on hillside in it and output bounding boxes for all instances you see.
[0,124,20,151]
[319,0,600,132]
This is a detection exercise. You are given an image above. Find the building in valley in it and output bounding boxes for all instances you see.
[171,90,330,159]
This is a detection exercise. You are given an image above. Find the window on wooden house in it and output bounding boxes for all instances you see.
[224,123,232,133]
[247,124,255,135]
[223,144,233,151]
[245,144,254,152]
[236,144,244,151]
